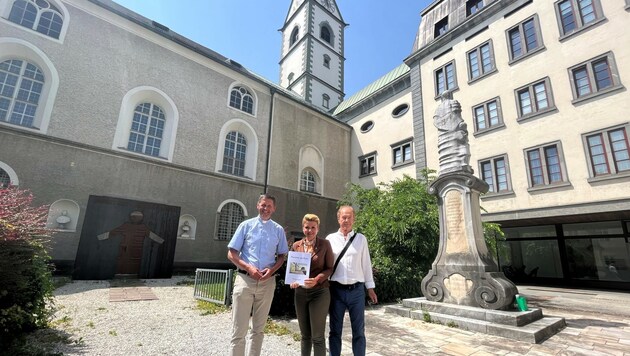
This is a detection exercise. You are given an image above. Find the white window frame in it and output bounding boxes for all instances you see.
[0,0,70,43]
[0,37,58,133]
[113,86,179,162]
[215,199,248,241]
[227,83,257,117]
[215,119,258,180]
[0,160,19,187]
[300,168,319,194]
[298,144,324,194]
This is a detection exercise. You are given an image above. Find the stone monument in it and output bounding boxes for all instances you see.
[386,92,565,342]
[421,91,517,310]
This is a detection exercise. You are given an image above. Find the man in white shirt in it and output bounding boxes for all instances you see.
[326,205,378,356]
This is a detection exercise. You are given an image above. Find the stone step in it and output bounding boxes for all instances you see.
[401,297,543,326]
[385,301,566,344]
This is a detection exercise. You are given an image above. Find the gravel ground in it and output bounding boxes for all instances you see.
[43,276,301,355]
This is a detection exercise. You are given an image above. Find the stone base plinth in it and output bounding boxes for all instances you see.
[385,298,565,344]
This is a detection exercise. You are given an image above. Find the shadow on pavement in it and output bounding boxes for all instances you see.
[565,318,629,329]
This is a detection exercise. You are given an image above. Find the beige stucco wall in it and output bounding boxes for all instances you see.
[419,0,630,216]
[348,90,415,188]
[268,95,351,199]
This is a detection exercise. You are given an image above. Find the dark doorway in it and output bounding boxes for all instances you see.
[73,196,180,280]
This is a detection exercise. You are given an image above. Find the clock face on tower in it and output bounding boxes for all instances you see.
[320,0,335,12]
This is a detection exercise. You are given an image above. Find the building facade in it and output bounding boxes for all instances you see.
[0,0,348,277]
[1,0,628,290]
[338,0,630,290]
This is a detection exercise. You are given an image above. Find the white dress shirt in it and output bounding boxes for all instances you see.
[326,229,375,289]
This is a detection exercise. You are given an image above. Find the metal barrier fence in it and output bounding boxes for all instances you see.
[193,268,234,306]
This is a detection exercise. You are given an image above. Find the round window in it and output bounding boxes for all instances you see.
[360,120,374,133]
[392,103,409,118]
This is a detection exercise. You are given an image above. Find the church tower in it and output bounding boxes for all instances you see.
[279,0,346,111]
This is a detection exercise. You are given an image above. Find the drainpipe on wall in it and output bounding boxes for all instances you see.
[263,88,276,193]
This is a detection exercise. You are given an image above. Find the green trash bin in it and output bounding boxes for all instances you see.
[515,294,528,311]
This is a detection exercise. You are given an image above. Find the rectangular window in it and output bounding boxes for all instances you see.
[466,0,485,16]
[434,16,449,38]
[515,77,555,120]
[467,41,495,82]
[555,0,603,37]
[479,155,511,193]
[434,61,457,97]
[473,97,503,133]
[359,152,377,177]
[391,139,413,167]
[506,15,544,63]
[525,142,567,188]
[569,52,622,102]
[583,125,630,178]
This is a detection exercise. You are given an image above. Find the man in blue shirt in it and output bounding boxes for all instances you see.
[227,194,289,356]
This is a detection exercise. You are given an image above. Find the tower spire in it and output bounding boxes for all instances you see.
[279,0,346,111]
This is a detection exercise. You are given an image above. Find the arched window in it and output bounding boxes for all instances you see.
[0,161,19,187]
[217,202,245,240]
[320,24,332,45]
[0,168,10,188]
[298,145,324,194]
[322,94,330,109]
[229,85,254,114]
[8,0,64,39]
[127,102,166,157]
[290,26,299,46]
[300,169,317,193]
[323,54,331,68]
[222,131,247,176]
[0,59,44,128]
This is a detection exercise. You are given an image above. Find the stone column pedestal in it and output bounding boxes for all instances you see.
[421,171,517,310]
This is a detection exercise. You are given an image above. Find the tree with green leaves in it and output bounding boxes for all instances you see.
[339,172,503,303]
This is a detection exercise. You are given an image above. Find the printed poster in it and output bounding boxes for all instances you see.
[285,251,311,285]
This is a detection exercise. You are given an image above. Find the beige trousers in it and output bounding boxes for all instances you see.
[230,273,276,356]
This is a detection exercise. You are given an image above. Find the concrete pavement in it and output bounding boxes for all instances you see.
[332,285,630,355]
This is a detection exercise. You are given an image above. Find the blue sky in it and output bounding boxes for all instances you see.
[111,0,433,96]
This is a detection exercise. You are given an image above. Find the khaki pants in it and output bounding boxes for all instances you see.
[230,273,276,356]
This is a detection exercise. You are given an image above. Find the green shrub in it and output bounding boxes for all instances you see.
[339,171,504,303]
[0,187,55,345]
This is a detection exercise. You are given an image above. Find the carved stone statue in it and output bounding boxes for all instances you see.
[433,91,472,175]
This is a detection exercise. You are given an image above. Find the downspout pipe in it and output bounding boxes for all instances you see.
[263,88,276,193]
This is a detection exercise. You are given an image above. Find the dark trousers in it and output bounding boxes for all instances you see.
[295,287,330,356]
[328,282,366,356]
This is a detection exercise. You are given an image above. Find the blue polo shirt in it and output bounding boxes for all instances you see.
[228,216,288,270]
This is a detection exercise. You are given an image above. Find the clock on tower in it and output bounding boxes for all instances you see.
[320,0,335,12]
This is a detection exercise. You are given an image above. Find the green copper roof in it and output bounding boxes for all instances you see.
[333,63,410,115]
